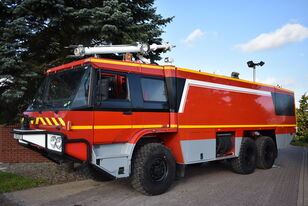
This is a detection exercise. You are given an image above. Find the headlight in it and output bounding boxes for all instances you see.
[47,134,63,152]
[50,135,62,149]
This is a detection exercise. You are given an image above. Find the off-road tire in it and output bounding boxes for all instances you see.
[256,136,277,169]
[130,143,176,195]
[231,137,257,174]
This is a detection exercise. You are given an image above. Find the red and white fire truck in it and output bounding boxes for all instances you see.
[12,43,296,195]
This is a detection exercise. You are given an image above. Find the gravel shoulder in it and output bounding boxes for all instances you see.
[0,162,88,184]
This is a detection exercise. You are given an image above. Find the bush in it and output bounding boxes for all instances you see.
[296,93,308,142]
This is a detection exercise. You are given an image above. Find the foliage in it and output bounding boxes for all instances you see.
[0,171,47,193]
[295,93,308,142]
[0,0,173,124]
[290,139,308,147]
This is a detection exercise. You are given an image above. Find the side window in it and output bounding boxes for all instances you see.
[141,78,167,102]
[271,92,295,116]
[97,72,129,101]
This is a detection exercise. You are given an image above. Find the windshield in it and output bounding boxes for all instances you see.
[27,66,91,111]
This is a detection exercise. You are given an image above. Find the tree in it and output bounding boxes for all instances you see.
[296,93,308,142]
[0,0,173,124]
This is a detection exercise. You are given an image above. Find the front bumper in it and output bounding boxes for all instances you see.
[12,129,65,154]
[11,129,91,163]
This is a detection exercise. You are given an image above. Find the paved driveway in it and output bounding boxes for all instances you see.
[2,145,307,206]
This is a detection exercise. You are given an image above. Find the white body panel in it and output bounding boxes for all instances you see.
[276,133,295,149]
[92,143,135,178]
[180,139,216,163]
[21,134,45,148]
[235,137,243,156]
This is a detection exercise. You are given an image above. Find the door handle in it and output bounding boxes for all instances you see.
[123,111,132,115]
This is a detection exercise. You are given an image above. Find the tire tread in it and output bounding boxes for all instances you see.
[256,136,276,169]
[131,143,175,195]
[231,137,256,174]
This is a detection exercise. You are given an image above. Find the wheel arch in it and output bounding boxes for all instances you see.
[90,131,175,179]
[132,135,162,157]
[129,130,183,163]
[259,130,277,149]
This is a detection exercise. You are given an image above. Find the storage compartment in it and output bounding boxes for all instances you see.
[216,132,234,156]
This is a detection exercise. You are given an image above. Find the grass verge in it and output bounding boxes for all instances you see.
[0,171,48,194]
[290,140,308,147]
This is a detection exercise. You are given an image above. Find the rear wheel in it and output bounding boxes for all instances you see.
[131,143,176,195]
[231,137,257,174]
[256,136,276,169]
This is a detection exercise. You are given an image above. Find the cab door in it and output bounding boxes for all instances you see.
[93,69,133,144]
[130,74,170,130]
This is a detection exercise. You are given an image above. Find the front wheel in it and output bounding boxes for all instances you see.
[130,143,176,195]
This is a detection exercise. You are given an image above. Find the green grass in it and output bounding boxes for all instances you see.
[290,140,308,147]
[0,171,48,194]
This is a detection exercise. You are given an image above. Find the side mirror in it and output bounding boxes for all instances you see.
[18,114,34,130]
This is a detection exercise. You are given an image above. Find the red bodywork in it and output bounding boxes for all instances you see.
[25,57,296,163]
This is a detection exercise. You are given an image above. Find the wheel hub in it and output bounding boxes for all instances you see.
[150,157,167,182]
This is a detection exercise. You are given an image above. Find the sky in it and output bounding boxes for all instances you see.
[155,0,308,107]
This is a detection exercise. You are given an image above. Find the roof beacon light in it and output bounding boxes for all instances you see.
[247,60,265,82]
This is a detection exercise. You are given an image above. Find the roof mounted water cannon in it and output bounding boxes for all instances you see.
[72,42,175,64]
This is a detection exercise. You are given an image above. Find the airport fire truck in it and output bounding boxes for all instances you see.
[11,42,296,195]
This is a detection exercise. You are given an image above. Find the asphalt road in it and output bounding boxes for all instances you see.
[1,145,307,206]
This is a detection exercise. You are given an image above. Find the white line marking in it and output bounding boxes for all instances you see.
[179,79,272,113]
